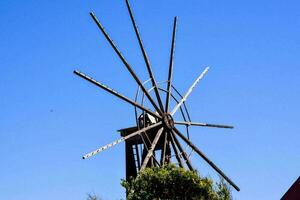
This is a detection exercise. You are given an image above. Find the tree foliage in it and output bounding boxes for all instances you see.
[121,164,232,200]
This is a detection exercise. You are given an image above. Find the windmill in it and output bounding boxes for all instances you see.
[74,0,240,192]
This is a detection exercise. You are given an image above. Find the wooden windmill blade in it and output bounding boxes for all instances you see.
[140,127,164,170]
[125,0,165,112]
[73,70,160,119]
[165,16,177,113]
[173,127,240,191]
[168,132,184,168]
[174,121,234,129]
[159,130,170,166]
[89,12,163,116]
[82,122,162,159]
[169,130,193,170]
[74,0,240,192]
[171,67,210,116]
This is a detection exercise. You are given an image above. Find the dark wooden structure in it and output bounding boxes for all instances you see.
[74,0,240,192]
[281,177,300,200]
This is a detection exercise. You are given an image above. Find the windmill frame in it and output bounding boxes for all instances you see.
[74,0,240,192]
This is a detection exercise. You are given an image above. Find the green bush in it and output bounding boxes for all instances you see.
[121,164,232,200]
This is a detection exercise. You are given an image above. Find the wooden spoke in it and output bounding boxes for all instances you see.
[175,121,234,129]
[83,122,162,159]
[74,70,161,119]
[90,12,163,116]
[170,130,193,170]
[140,127,164,170]
[165,17,177,113]
[125,0,165,111]
[169,131,184,167]
[160,130,169,166]
[171,67,209,116]
[173,127,240,191]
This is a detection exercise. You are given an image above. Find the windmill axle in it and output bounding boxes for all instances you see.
[162,113,175,130]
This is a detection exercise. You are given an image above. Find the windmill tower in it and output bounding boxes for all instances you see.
[74,0,240,192]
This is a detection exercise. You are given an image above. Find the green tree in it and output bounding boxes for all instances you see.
[121,164,232,200]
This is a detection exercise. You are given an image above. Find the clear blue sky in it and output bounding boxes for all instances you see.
[1,0,299,199]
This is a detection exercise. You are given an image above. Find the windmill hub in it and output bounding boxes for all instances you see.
[162,113,174,130]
